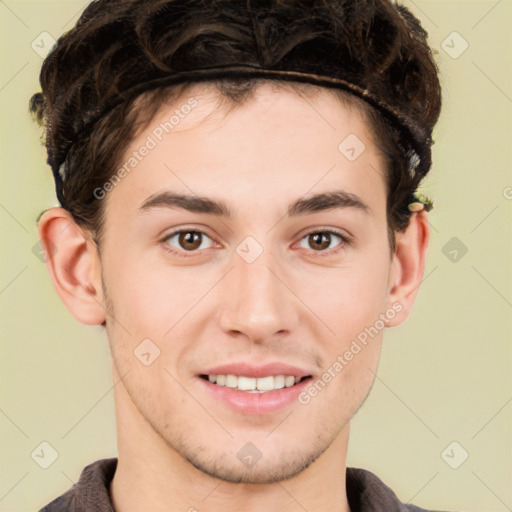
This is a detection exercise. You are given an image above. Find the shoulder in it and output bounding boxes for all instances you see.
[39,490,74,512]
[346,467,455,512]
[38,458,117,512]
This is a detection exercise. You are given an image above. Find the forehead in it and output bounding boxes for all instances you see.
[168,80,372,132]
[103,81,387,224]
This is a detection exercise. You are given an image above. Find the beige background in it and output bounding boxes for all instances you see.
[1,1,510,511]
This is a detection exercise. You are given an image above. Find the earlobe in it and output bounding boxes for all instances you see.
[37,207,107,325]
[385,210,430,327]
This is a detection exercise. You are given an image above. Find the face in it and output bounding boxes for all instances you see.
[98,83,397,484]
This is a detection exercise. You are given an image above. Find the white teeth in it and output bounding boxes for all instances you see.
[256,376,274,391]
[285,376,295,387]
[237,376,256,390]
[274,375,285,389]
[205,374,304,392]
[225,374,238,388]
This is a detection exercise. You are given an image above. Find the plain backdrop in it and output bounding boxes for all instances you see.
[0,1,511,511]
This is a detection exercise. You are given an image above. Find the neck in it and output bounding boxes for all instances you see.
[110,366,351,512]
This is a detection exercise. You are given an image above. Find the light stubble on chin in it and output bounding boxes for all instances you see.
[156,427,338,485]
[154,381,376,484]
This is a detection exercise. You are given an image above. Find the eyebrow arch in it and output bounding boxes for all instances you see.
[139,192,232,217]
[138,189,370,217]
[288,190,370,216]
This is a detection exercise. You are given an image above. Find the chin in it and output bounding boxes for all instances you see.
[182,444,328,485]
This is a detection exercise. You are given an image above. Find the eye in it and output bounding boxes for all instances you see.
[163,229,215,256]
[297,230,349,254]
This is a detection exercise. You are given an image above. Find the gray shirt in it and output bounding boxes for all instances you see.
[38,458,450,511]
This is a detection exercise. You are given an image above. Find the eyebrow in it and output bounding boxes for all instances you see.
[138,189,370,217]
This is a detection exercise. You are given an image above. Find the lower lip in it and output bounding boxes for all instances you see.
[198,377,312,415]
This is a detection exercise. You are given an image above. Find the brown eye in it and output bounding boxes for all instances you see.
[178,231,202,250]
[308,233,331,251]
[298,231,346,253]
[164,230,214,253]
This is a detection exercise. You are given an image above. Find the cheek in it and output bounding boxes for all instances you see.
[292,254,390,337]
[105,254,204,330]
[103,257,218,377]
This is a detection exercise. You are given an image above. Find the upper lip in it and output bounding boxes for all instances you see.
[201,362,312,379]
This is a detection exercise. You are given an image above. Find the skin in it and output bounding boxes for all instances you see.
[38,82,429,512]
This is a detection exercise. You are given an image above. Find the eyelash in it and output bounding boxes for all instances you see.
[161,227,351,259]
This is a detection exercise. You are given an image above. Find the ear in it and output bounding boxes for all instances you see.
[36,207,107,325]
[384,210,430,327]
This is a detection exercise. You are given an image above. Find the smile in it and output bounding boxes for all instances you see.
[200,374,308,393]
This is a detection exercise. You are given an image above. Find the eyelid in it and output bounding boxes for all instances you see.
[161,226,220,257]
[294,227,352,255]
[160,226,352,258]
[298,226,352,242]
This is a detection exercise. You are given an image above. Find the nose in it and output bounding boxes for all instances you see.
[217,247,299,344]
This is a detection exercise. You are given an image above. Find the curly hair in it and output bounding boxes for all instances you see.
[30,0,442,252]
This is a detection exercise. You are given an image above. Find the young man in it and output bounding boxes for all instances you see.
[32,0,446,510]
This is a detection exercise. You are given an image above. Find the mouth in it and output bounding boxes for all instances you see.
[197,362,315,414]
[199,374,312,393]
